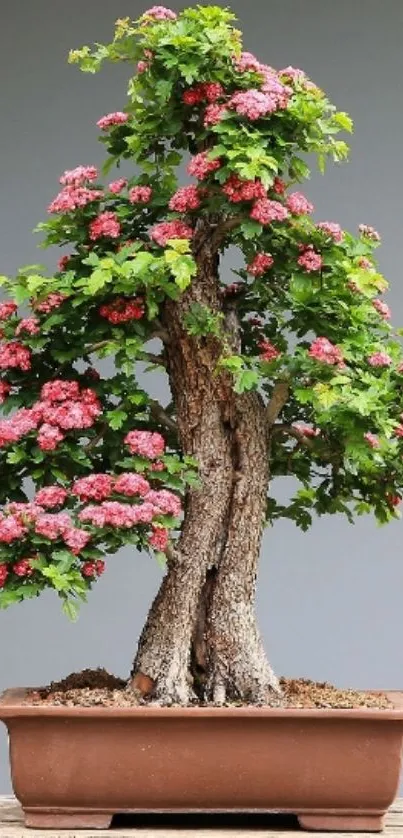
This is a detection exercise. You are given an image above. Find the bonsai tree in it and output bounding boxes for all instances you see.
[0,4,402,706]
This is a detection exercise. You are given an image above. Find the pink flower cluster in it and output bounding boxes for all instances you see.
[0,565,8,587]
[286,192,314,216]
[297,245,323,273]
[60,166,98,186]
[73,474,114,502]
[203,103,227,126]
[187,151,221,180]
[358,257,374,271]
[182,82,224,105]
[0,302,17,321]
[143,6,177,20]
[34,293,66,314]
[99,297,144,324]
[317,221,344,243]
[364,431,380,449]
[233,51,262,73]
[250,199,289,225]
[0,515,26,543]
[82,560,105,578]
[169,185,201,212]
[0,341,31,372]
[48,186,103,214]
[0,381,11,404]
[247,253,274,276]
[292,422,320,438]
[229,89,278,120]
[34,486,68,508]
[223,175,266,203]
[97,112,129,131]
[16,317,40,336]
[78,500,154,528]
[273,177,286,195]
[367,351,392,367]
[34,511,90,554]
[372,299,391,320]
[109,178,127,194]
[89,212,121,241]
[129,185,152,203]
[13,559,34,577]
[259,340,280,361]
[394,424,403,439]
[308,337,343,365]
[359,224,381,242]
[145,489,182,516]
[0,408,38,447]
[125,430,165,459]
[149,526,169,552]
[150,220,193,247]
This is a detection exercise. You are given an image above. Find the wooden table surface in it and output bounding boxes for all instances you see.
[1,798,403,838]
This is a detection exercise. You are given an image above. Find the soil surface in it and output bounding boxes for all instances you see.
[25,668,391,709]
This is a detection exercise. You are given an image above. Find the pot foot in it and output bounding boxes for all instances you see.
[297,812,384,832]
[24,809,113,829]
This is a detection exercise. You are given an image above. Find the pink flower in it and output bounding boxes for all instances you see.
[169,185,201,212]
[0,302,17,320]
[35,512,72,540]
[145,489,182,516]
[73,474,113,502]
[149,460,165,472]
[114,473,150,497]
[82,560,105,578]
[386,493,401,507]
[128,185,152,203]
[108,178,127,194]
[13,559,34,577]
[182,86,205,105]
[79,501,136,528]
[34,292,66,314]
[5,502,41,524]
[372,299,391,320]
[137,61,149,73]
[259,340,281,362]
[149,220,193,247]
[60,166,98,186]
[182,82,223,106]
[0,408,39,448]
[358,257,374,271]
[63,527,91,555]
[233,51,262,73]
[317,221,344,242]
[15,317,40,336]
[359,224,381,242]
[48,187,103,214]
[35,486,68,508]
[0,342,31,371]
[368,351,392,367]
[125,430,166,459]
[297,246,323,273]
[41,380,81,402]
[99,297,144,323]
[203,103,227,125]
[280,66,307,83]
[187,151,221,180]
[0,565,8,587]
[229,89,278,120]
[0,381,11,404]
[97,112,129,130]
[250,198,289,225]
[273,177,286,195]
[308,337,343,365]
[393,424,403,438]
[223,175,266,203]
[247,253,274,276]
[37,424,65,451]
[364,431,380,449]
[142,6,177,20]
[292,422,320,438]
[89,211,121,241]
[0,516,26,543]
[286,192,314,216]
[203,82,224,102]
[149,526,169,552]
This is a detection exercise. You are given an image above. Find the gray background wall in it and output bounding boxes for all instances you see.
[1,0,403,795]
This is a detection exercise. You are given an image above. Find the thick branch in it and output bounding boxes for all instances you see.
[142,352,167,368]
[266,381,289,428]
[210,215,245,251]
[149,400,178,434]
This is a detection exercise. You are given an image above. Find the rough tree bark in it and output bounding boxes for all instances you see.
[131,217,282,705]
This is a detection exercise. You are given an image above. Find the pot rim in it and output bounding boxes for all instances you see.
[1,688,403,720]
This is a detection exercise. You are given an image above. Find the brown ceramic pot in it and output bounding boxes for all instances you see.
[1,688,403,831]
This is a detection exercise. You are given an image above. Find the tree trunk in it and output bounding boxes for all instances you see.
[131,219,281,706]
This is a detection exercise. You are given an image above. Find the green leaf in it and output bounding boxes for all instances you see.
[62,599,80,622]
[234,369,259,393]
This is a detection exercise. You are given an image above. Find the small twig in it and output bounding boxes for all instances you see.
[272,423,315,450]
[211,215,245,251]
[142,352,167,368]
[84,422,108,452]
[266,381,290,428]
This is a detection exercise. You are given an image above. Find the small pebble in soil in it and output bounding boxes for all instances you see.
[24,669,391,709]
